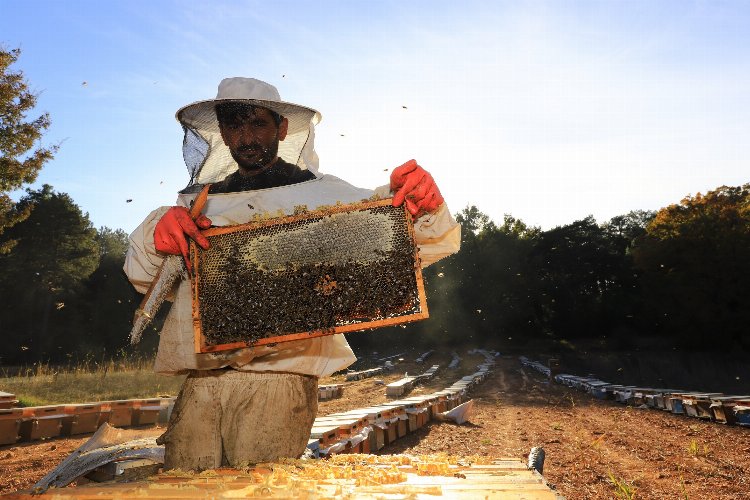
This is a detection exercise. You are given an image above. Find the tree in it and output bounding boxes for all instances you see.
[0,48,57,252]
[531,216,638,342]
[424,207,540,347]
[0,185,99,363]
[80,227,144,356]
[632,185,750,349]
[603,210,655,248]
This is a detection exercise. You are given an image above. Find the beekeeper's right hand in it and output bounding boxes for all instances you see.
[154,206,212,271]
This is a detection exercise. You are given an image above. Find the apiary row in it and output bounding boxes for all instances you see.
[0,398,175,446]
[308,351,497,458]
[317,384,343,401]
[345,366,389,381]
[385,364,440,397]
[376,351,406,362]
[344,351,413,382]
[520,357,750,427]
[518,356,551,377]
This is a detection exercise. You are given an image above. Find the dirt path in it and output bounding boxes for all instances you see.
[1,353,748,499]
[380,356,750,499]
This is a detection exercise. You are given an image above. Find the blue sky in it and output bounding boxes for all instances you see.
[2,0,749,232]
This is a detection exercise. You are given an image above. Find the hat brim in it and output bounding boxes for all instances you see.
[175,98,321,188]
[176,98,321,136]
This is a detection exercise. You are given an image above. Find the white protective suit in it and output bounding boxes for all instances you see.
[123,78,460,468]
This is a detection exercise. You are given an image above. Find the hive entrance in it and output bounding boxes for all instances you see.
[191,199,427,353]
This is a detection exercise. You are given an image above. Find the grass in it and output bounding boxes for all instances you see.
[608,471,636,499]
[686,439,709,457]
[687,439,699,456]
[678,465,690,500]
[0,358,185,406]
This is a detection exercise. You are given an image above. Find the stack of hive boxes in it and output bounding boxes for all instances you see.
[309,351,497,457]
[317,384,344,401]
[0,391,18,409]
[344,366,385,382]
[0,407,24,445]
[385,364,440,397]
[0,397,176,445]
[528,356,750,428]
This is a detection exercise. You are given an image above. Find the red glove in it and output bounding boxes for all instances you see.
[154,206,212,272]
[390,159,444,218]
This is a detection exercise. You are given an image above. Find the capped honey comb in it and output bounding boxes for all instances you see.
[190,199,427,353]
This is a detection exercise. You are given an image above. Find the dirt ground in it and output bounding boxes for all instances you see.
[1,351,748,499]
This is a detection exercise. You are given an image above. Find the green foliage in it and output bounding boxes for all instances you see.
[603,210,656,246]
[350,206,545,350]
[2,185,99,291]
[0,47,57,252]
[632,185,750,349]
[0,185,99,362]
[96,226,130,258]
[81,227,144,355]
[528,214,643,343]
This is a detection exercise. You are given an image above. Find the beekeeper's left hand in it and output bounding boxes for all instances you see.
[390,159,444,218]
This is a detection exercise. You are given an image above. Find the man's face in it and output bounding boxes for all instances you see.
[218,105,288,175]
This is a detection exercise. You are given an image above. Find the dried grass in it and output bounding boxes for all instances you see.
[0,357,184,406]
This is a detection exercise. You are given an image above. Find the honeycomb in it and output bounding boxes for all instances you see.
[192,200,427,352]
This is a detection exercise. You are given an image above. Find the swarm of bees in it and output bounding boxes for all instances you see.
[195,203,422,347]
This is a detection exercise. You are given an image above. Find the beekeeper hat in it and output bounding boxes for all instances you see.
[176,77,322,192]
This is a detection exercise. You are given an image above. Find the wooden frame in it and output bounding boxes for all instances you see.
[190,199,428,353]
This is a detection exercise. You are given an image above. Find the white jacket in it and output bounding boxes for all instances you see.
[124,174,460,377]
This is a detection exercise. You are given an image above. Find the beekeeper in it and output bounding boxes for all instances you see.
[124,77,460,470]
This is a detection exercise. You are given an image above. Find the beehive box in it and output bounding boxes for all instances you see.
[0,408,24,445]
[19,406,66,441]
[0,391,18,409]
[62,404,103,436]
[190,199,427,353]
[309,423,340,448]
[132,399,163,426]
[103,400,135,428]
[710,396,750,424]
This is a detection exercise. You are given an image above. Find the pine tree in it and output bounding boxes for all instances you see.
[0,47,57,253]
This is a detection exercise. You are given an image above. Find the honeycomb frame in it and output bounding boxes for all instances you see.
[190,199,428,353]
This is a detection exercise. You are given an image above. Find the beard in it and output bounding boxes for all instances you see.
[231,139,280,174]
